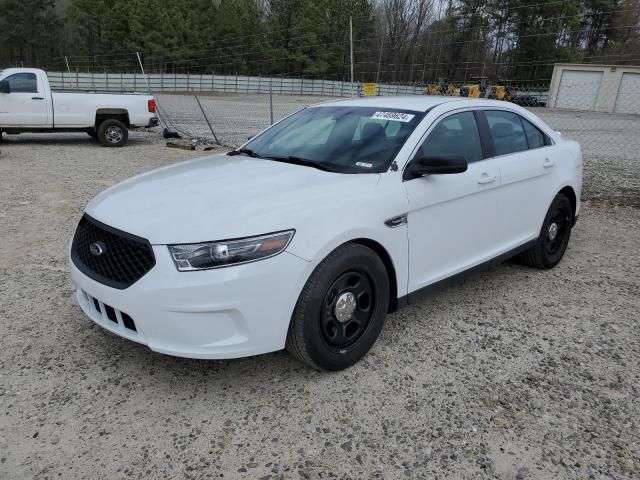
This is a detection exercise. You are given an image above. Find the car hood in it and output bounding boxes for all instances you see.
[86,154,380,244]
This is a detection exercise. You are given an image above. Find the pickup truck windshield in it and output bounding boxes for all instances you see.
[242,106,425,173]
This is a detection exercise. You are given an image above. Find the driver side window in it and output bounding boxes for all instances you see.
[418,112,483,163]
[5,73,38,93]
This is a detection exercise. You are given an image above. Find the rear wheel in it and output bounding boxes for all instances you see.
[286,243,389,371]
[97,119,128,147]
[519,193,573,269]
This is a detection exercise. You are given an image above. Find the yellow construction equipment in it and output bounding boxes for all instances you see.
[460,77,488,98]
[426,83,443,95]
[444,82,458,96]
[425,79,459,96]
[488,84,516,101]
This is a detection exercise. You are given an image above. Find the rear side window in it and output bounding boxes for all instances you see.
[484,110,528,156]
[521,118,548,149]
[419,111,483,163]
[5,73,38,93]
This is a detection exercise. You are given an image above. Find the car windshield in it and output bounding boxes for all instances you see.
[243,106,425,173]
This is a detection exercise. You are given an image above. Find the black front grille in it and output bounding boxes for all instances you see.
[71,214,155,289]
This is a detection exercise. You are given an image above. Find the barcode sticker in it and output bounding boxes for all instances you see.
[370,111,415,123]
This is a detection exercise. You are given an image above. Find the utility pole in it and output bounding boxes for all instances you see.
[376,38,383,85]
[350,16,354,97]
[136,52,151,94]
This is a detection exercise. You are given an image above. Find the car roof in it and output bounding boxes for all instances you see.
[312,95,467,112]
[0,67,44,76]
[311,95,539,118]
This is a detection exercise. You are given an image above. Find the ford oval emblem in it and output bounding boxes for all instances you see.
[90,241,106,256]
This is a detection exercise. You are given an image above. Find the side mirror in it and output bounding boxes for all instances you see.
[0,80,10,94]
[405,154,467,180]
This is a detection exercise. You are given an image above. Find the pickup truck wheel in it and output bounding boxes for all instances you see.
[286,243,389,371]
[97,119,128,147]
[518,193,573,269]
[86,129,98,140]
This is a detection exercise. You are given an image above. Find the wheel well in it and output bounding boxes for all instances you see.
[95,109,130,129]
[558,186,577,218]
[350,238,399,314]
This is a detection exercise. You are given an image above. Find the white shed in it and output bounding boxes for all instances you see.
[547,63,640,115]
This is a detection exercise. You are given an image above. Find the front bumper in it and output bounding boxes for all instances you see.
[70,245,309,359]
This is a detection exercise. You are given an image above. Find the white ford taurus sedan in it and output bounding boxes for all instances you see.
[70,96,582,370]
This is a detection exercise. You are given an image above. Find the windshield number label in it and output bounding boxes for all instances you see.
[371,111,415,123]
[356,162,373,168]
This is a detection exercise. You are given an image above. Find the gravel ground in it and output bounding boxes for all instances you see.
[1,118,639,479]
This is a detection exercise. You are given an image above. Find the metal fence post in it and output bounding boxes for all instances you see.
[269,80,274,125]
[194,93,220,145]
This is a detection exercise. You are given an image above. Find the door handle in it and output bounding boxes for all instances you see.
[477,173,497,185]
[31,96,44,100]
[543,158,555,168]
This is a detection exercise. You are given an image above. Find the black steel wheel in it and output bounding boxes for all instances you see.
[320,269,376,351]
[286,243,389,371]
[519,193,574,269]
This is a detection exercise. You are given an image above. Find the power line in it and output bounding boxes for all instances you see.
[40,1,640,65]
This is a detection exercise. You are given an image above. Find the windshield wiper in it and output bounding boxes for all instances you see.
[264,155,337,172]
[227,147,259,158]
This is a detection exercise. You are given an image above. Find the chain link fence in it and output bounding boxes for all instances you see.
[45,70,640,207]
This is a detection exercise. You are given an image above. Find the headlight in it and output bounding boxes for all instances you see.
[168,230,294,271]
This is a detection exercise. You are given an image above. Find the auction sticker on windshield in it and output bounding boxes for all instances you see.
[370,111,415,122]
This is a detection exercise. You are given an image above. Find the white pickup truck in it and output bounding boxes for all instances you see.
[0,68,158,147]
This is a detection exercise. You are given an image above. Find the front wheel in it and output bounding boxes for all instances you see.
[97,119,128,147]
[286,243,390,371]
[519,193,574,269]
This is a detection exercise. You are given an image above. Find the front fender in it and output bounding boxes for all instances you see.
[287,225,409,302]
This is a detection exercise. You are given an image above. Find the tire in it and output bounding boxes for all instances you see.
[518,193,574,269]
[86,129,98,140]
[97,119,128,147]
[286,243,390,371]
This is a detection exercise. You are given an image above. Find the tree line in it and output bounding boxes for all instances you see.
[1,0,639,84]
